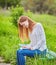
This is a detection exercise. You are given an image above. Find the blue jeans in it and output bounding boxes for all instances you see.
[16,49,46,65]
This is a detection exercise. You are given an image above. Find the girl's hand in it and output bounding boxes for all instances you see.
[22,46,33,50]
[22,46,27,48]
[28,47,33,50]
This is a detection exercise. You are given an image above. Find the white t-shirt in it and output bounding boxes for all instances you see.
[26,23,47,51]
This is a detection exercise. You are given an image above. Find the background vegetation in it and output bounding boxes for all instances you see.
[0,0,56,65]
[0,0,56,15]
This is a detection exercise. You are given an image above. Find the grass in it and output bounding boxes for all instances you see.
[0,15,21,64]
[0,10,56,65]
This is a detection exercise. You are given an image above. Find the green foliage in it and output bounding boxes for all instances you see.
[0,16,17,36]
[10,5,24,26]
[26,56,56,65]
[0,0,21,8]
[0,10,56,65]
[0,15,21,64]
[21,0,56,15]
[0,36,20,63]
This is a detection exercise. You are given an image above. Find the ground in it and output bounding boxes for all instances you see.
[0,57,11,65]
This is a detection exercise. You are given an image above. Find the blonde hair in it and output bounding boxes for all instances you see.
[17,16,36,42]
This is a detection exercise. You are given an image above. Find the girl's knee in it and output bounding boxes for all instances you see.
[17,49,22,54]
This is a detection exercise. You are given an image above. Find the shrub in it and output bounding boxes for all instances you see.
[10,5,24,26]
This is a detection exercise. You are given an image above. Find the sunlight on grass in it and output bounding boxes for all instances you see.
[0,10,56,65]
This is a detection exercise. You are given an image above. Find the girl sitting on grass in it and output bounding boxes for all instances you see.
[17,16,47,65]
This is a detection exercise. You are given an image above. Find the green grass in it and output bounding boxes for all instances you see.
[0,15,21,64]
[0,10,56,65]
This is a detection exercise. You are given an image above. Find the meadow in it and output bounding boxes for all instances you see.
[0,9,56,65]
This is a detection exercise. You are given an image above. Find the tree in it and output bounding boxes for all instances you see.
[20,0,56,15]
[0,0,21,8]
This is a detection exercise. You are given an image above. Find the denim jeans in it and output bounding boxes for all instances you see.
[16,49,46,65]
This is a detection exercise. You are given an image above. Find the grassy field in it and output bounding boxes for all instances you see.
[0,10,56,65]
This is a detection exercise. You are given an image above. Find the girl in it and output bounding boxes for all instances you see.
[17,16,47,65]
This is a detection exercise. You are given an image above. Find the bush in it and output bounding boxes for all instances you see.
[0,15,21,63]
[10,5,24,26]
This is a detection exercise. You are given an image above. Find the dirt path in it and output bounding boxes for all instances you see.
[0,57,11,65]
